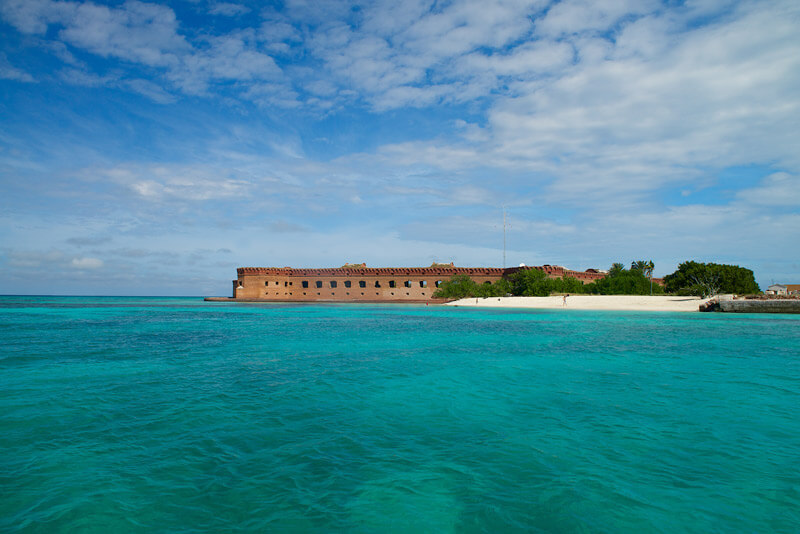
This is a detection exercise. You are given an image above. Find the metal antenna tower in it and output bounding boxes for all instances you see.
[502,206,511,268]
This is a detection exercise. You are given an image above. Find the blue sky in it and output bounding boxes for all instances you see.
[1,0,798,296]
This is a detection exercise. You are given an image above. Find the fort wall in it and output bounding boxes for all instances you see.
[229,264,613,302]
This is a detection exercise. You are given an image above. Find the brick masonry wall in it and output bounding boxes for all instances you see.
[233,267,504,301]
[231,265,618,301]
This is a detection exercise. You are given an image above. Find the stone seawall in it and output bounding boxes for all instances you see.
[720,300,800,313]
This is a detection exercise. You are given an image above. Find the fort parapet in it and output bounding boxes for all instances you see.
[218,264,611,302]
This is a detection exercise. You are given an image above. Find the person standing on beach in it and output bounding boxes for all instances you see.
[563,294,569,307]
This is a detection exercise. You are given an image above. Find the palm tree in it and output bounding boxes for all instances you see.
[632,260,655,294]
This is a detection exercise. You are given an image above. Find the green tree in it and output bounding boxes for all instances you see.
[585,262,664,295]
[631,260,654,278]
[433,275,510,299]
[508,269,589,296]
[509,269,551,296]
[551,276,588,295]
[663,261,760,296]
[432,274,479,299]
[486,278,512,297]
[609,262,625,276]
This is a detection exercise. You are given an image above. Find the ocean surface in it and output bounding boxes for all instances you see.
[1,296,799,533]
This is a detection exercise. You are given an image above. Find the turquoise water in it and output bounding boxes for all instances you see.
[1,297,799,533]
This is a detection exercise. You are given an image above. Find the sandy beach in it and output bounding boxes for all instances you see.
[447,295,704,312]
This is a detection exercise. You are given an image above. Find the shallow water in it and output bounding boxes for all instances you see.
[1,297,799,532]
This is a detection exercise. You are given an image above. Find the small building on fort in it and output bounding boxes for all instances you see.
[767,284,800,296]
[767,284,788,295]
[224,263,608,302]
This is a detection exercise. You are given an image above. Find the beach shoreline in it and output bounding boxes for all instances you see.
[447,295,704,312]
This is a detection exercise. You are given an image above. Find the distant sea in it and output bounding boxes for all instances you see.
[2,296,799,533]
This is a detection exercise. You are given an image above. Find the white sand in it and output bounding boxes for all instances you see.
[446,295,704,312]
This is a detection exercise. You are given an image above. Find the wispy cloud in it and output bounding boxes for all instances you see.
[0,52,35,82]
[208,3,250,17]
[98,164,253,202]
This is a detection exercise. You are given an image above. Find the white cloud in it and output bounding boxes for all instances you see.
[71,256,104,269]
[0,0,287,102]
[5,249,65,269]
[258,19,300,44]
[3,249,103,271]
[399,213,577,256]
[55,68,175,103]
[0,52,35,82]
[302,0,551,109]
[450,0,800,206]
[0,0,62,34]
[397,0,546,58]
[56,1,189,67]
[452,40,574,79]
[268,221,309,233]
[242,82,301,108]
[281,0,356,26]
[208,2,250,17]
[612,15,675,60]
[58,67,116,86]
[123,78,176,103]
[105,165,252,202]
[583,204,800,270]
[376,142,483,171]
[737,172,800,207]
[169,33,284,95]
[42,40,84,66]
[536,0,659,37]
[66,236,113,247]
